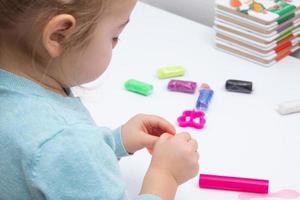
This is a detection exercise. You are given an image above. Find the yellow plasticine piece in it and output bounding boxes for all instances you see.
[252,1,265,12]
[157,66,185,79]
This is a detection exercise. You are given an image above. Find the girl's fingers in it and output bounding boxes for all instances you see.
[176,132,192,141]
[143,115,176,136]
[188,139,198,152]
[142,133,159,148]
[195,151,200,162]
[159,133,173,141]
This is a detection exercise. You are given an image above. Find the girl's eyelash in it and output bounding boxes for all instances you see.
[113,37,119,42]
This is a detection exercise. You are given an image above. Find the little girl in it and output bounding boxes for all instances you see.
[0,0,199,199]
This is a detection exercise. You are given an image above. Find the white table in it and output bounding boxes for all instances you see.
[75,2,300,200]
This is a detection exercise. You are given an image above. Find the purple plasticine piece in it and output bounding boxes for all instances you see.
[167,80,197,94]
[277,21,293,32]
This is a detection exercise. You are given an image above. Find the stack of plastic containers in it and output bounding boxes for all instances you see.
[215,0,300,66]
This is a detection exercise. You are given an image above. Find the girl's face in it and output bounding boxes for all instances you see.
[56,0,137,87]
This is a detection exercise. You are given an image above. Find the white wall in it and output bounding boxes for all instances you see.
[141,0,215,27]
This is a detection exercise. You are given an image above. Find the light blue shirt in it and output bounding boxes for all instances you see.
[0,69,160,200]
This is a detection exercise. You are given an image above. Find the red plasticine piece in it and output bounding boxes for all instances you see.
[275,41,292,53]
[276,35,293,46]
[276,50,291,62]
[231,0,242,7]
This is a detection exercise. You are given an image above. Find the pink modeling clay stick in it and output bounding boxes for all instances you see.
[199,174,269,194]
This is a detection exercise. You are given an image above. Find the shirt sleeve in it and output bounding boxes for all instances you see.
[135,194,162,200]
[111,127,130,158]
[28,124,161,200]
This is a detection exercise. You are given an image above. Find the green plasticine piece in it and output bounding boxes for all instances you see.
[276,30,292,42]
[277,12,295,24]
[270,3,296,17]
[278,26,294,37]
[157,66,185,79]
[124,79,153,96]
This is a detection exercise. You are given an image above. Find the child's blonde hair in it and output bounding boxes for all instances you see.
[0,0,108,64]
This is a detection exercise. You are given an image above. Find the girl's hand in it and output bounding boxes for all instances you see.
[150,132,199,185]
[140,132,199,200]
[121,114,176,154]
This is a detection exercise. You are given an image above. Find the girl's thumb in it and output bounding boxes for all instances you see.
[143,133,159,149]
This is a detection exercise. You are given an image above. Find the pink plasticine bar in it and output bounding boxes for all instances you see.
[199,174,269,194]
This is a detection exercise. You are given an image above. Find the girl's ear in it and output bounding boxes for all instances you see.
[42,14,76,58]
